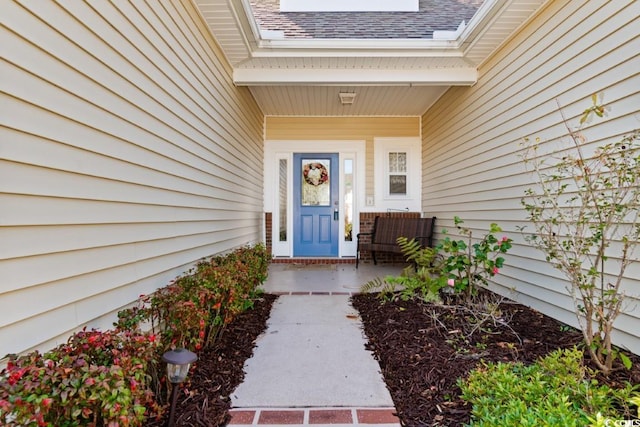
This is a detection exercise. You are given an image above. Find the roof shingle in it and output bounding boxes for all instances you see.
[250,0,484,39]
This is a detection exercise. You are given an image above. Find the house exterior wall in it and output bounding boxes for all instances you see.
[265,116,420,197]
[421,1,640,354]
[0,0,264,357]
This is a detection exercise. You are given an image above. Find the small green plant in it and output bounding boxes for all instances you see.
[631,395,640,418]
[520,95,639,374]
[361,237,444,302]
[360,269,443,303]
[361,225,513,304]
[359,276,401,301]
[437,217,512,298]
[459,347,637,427]
[387,272,443,303]
[588,394,640,427]
[395,236,443,273]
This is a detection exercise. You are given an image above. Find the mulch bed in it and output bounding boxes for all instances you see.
[144,290,639,427]
[351,291,640,427]
[145,293,277,427]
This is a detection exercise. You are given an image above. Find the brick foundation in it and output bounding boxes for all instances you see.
[265,212,273,256]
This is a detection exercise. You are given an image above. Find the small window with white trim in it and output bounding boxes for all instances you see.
[374,137,421,211]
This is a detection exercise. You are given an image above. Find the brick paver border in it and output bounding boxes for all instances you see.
[229,408,400,426]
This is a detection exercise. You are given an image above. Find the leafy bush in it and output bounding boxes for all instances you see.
[0,329,160,427]
[117,244,270,353]
[361,221,513,303]
[437,217,512,298]
[459,347,637,427]
[1,244,271,426]
[361,237,444,302]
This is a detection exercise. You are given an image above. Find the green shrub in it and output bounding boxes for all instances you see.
[361,220,513,304]
[361,237,444,302]
[459,347,637,427]
[116,243,271,352]
[1,243,271,426]
[0,329,160,427]
[437,217,512,299]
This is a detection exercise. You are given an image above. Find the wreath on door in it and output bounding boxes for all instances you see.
[303,163,329,186]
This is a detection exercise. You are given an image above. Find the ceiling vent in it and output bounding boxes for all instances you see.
[339,92,357,105]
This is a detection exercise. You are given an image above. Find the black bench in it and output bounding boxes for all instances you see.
[356,216,436,268]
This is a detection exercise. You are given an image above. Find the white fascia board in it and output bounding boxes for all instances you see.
[251,47,464,59]
[280,0,418,12]
[233,67,477,86]
[433,21,467,40]
[457,0,501,41]
[257,37,462,51]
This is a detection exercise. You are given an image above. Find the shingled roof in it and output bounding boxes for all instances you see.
[249,0,484,39]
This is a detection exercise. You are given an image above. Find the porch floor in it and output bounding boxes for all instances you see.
[229,262,404,426]
[260,262,403,294]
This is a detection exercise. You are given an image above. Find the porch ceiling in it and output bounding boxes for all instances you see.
[192,0,546,116]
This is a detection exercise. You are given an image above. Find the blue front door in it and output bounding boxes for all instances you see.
[293,153,339,257]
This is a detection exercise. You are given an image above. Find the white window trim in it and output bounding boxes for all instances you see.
[373,137,421,212]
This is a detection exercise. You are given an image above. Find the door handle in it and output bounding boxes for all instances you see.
[334,209,339,220]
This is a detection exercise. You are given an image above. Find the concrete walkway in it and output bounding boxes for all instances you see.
[228,263,404,426]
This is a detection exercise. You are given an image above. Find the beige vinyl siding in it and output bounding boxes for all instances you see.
[266,116,420,197]
[266,117,420,140]
[422,0,640,354]
[0,0,264,356]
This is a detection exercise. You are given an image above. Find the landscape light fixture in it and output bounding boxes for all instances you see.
[339,92,356,105]
[162,348,198,427]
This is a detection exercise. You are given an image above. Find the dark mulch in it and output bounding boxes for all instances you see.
[351,291,640,427]
[145,293,277,427]
[143,290,639,427]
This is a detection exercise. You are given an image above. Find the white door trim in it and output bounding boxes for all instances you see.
[264,140,366,257]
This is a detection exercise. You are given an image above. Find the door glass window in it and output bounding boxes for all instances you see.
[301,159,330,206]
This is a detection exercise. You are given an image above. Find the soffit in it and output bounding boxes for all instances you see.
[250,85,449,116]
[192,0,547,115]
[195,0,252,66]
